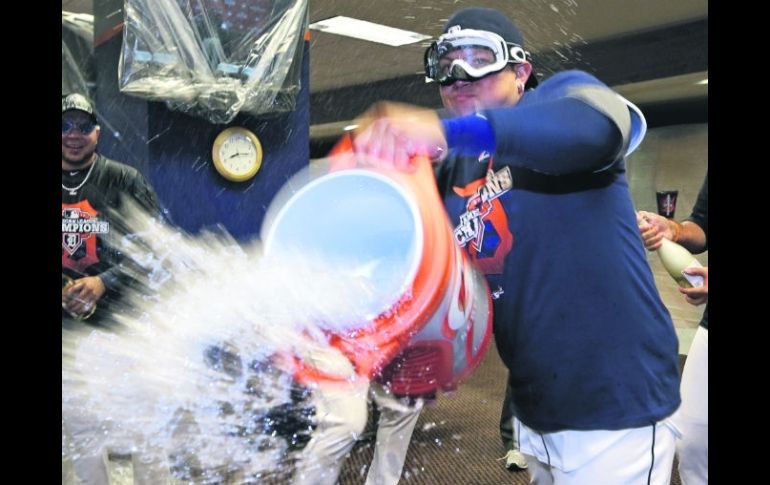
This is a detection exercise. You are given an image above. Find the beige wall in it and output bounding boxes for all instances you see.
[627,123,708,334]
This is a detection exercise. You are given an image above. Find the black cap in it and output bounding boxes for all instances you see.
[443,8,538,89]
[62,93,97,123]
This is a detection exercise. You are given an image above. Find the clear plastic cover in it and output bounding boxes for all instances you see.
[119,0,308,123]
[62,12,95,97]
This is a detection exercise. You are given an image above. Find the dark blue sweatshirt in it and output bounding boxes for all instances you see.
[435,70,680,432]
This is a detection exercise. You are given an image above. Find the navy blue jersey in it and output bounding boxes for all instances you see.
[435,71,680,432]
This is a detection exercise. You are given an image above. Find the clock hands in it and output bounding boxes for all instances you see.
[228,140,254,160]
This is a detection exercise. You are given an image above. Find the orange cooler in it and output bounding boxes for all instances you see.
[262,138,493,396]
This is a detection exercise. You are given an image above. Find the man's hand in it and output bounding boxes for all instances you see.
[679,266,708,306]
[352,102,447,172]
[62,275,106,318]
[636,210,675,250]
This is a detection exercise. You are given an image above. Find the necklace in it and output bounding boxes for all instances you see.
[62,159,97,196]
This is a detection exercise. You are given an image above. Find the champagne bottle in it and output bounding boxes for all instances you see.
[62,273,97,320]
[657,238,704,288]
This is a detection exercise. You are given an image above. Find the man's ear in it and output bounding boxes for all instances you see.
[514,62,533,84]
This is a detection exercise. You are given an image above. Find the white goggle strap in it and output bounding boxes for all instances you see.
[508,44,529,63]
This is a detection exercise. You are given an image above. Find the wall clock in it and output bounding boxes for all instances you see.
[212,127,263,182]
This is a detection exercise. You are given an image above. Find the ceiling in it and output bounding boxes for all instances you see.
[307,0,707,90]
[63,0,708,142]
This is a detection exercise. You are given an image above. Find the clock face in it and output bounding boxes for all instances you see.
[212,127,263,181]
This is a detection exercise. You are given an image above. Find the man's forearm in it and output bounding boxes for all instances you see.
[670,220,707,254]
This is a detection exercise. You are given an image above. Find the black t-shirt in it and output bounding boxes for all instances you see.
[62,154,159,323]
[686,173,708,329]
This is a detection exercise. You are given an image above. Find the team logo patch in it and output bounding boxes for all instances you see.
[62,200,109,272]
[452,167,514,275]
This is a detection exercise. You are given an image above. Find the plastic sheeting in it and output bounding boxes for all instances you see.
[119,0,308,124]
[62,12,95,98]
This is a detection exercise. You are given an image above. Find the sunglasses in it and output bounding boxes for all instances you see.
[62,119,97,135]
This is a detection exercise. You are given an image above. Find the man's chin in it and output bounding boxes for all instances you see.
[63,153,93,167]
[450,101,477,117]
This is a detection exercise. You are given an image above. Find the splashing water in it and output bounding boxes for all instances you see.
[62,201,381,483]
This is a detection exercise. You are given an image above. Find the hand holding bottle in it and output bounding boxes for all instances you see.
[62,274,105,320]
[636,210,704,289]
[636,210,674,250]
[679,266,708,305]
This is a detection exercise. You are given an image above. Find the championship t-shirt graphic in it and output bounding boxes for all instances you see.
[62,200,110,273]
[452,166,514,275]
